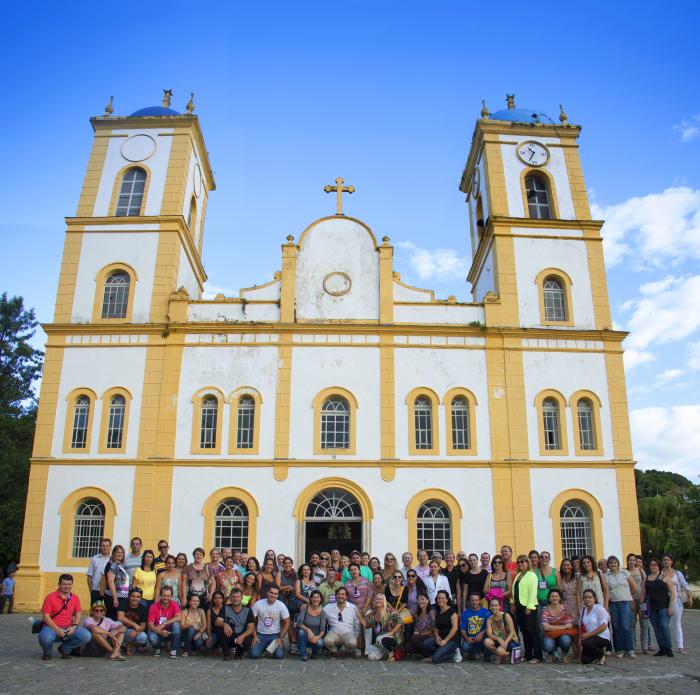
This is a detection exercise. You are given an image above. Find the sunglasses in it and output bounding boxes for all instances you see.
[93,608,105,613]
[337,613,343,622]
[407,573,417,578]
[518,560,528,565]
[159,546,168,550]
[493,560,503,564]
[459,563,468,569]
[393,575,403,580]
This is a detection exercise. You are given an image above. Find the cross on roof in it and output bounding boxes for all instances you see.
[323,177,355,215]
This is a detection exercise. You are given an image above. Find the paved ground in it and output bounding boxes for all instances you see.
[0,612,699,695]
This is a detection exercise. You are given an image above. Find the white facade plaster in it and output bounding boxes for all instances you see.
[394,304,484,324]
[473,246,496,301]
[187,302,280,323]
[393,282,433,303]
[177,249,200,299]
[241,280,281,301]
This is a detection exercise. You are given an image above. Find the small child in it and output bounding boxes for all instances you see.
[1,572,15,614]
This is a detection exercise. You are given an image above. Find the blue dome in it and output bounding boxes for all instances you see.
[129,105,181,117]
[489,108,554,124]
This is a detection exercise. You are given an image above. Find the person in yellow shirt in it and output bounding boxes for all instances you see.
[131,550,157,605]
[512,555,542,662]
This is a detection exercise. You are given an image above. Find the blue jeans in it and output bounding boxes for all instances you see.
[297,628,324,658]
[609,601,634,653]
[424,636,460,664]
[543,634,572,655]
[648,607,672,651]
[38,625,92,656]
[148,622,181,651]
[123,629,148,646]
[460,638,486,657]
[249,632,285,659]
[182,626,205,652]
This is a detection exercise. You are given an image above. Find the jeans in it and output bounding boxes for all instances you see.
[424,636,460,664]
[123,629,148,646]
[148,622,181,652]
[249,632,284,659]
[515,608,542,660]
[609,600,634,653]
[543,634,572,655]
[297,628,324,658]
[632,607,652,651]
[0,595,14,613]
[38,625,92,656]
[648,607,672,651]
[182,626,205,652]
[460,638,486,657]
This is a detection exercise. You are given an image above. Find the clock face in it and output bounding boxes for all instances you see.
[472,168,481,197]
[517,141,549,167]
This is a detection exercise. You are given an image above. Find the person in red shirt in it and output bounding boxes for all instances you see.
[147,585,181,657]
[38,574,91,660]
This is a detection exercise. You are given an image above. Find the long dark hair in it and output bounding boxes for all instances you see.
[141,550,155,570]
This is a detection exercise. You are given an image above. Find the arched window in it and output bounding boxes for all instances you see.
[543,277,567,322]
[576,398,596,451]
[236,396,255,449]
[192,390,224,454]
[105,395,126,449]
[72,499,105,558]
[214,499,249,552]
[115,168,147,217]
[187,197,196,230]
[101,271,130,319]
[320,396,350,449]
[560,501,593,558]
[450,397,470,450]
[200,396,219,449]
[417,501,451,556]
[414,397,433,450]
[542,397,561,451]
[71,395,91,449]
[525,174,552,220]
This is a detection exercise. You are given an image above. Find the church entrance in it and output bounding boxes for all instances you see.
[303,488,363,557]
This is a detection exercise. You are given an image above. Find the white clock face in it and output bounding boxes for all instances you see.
[517,141,549,166]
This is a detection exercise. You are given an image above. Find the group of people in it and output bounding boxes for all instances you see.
[35,538,693,666]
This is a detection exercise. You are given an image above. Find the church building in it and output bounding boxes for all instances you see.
[16,92,641,608]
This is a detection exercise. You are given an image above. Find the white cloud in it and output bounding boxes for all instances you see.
[673,114,700,143]
[396,241,467,281]
[654,368,684,385]
[688,341,700,371]
[630,406,700,480]
[623,349,656,370]
[203,282,237,299]
[592,187,700,268]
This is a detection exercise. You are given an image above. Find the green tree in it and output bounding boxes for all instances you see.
[0,293,43,569]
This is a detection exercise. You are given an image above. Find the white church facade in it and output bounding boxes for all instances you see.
[16,93,641,609]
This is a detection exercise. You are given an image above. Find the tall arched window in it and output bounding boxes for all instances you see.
[417,501,451,556]
[525,175,552,220]
[214,499,249,552]
[542,397,561,451]
[450,396,470,450]
[321,396,350,449]
[72,499,105,558]
[71,395,91,449]
[560,501,593,558]
[236,396,255,449]
[200,396,219,449]
[414,397,433,450]
[115,168,147,216]
[105,395,126,449]
[101,271,130,319]
[576,398,596,451]
[543,277,567,322]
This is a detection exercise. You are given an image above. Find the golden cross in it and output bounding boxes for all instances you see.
[324,176,355,215]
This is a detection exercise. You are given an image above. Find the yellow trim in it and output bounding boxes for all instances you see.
[534,389,569,456]
[406,489,462,559]
[202,487,259,556]
[129,464,174,552]
[32,347,65,457]
[569,390,603,456]
[549,489,603,564]
[604,349,633,460]
[91,262,138,324]
[274,336,293,458]
[62,387,97,454]
[520,167,561,220]
[584,237,613,330]
[76,132,110,217]
[56,487,117,568]
[108,163,152,217]
[229,387,262,455]
[53,230,84,322]
[615,467,642,557]
[312,387,358,455]
[97,387,132,454]
[535,267,575,327]
[378,239,394,323]
[444,387,478,456]
[161,132,194,216]
[293,477,374,521]
[560,134,591,221]
[379,336,396,459]
[191,387,225,455]
[150,230,183,323]
[406,387,440,456]
[297,215,379,250]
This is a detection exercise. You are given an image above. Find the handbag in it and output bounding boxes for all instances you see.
[548,627,578,638]
[509,642,523,664]
[31,595,72,634]
[398,607,414,625]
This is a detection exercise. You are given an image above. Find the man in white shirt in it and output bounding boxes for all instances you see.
[414,550,431,582]
[400,552,414,580]
[323,587,364,658]
[249,586,290,659]
[86,538,111,604]
[123,537,143,582]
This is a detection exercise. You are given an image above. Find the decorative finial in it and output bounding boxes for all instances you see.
[382,236,390,244]
[103,96,114,117]
[286,235,295,243]
[186,92,195,114]
[506,94,516,110]
[559,104,568,125]
[162,89,173,108]
[480,99,490,119]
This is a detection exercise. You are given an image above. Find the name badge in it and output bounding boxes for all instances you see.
[158,616,167,625]
[538,581,547,590]
[328,595,336,603]
[263,616,273,627]
[353,587,360,598]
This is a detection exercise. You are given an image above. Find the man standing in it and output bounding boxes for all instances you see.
[147,586,181,657]
[323,587,363,658]
[480,553,492,574]
[414,550,431,582]
[117,588,149,654]
[459,593,491,660]
[86,537,111,605]
[38,574,91,660]
[309,552,323,585]
[216,587,255,660]
[153,540,170,574]
[249,586,290,659]
[501,545,518,580]
[123,537,143,582]
[441,552,459,602]
[318,567,342,606]
[400,552,414,580]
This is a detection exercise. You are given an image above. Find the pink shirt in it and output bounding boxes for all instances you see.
[84,616,121,631]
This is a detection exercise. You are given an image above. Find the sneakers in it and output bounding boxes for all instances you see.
[453,648,463,663]
[627,651,637,658]
[153,649,161,657]
[181,652,189,657]
[169,650,178,659]
[42,654,52,661]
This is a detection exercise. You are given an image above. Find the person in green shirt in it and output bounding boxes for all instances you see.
[318,568,343,606]
[341,550,373,583]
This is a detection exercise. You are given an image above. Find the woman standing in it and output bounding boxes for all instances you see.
[294,563,317,611]
[206,549,225,598]
[541,589,575,662]
[535,552,560,606]
[626,554,650,654]
[345,563,373,613]
[662,554,691,654]
[425,560,451,608]
[243,556,260,578]
[180,594,207,656]
[512,555,542,663]
[217,556,243,601]
[578,555,609,609]
[605,555,637,658]
[382,553,399,584]
[131,550,157,606]
[483,597,517,664]
[257,557,280,599]
[580,589,612,664]
[155,555,182,605]
[372,572,387,597]
[404,570,426,616]
[103,545,130,620]
[240,572,258,607]
[457,554,488,612]
[403,593,435,658]
[364,593,403,660]
[369,557,382,575]
[424,590,460,664]
[385,571,406,609]
[559,559,579,625]
[175,553,188,573]
[296,590,327,661]
[484,555,510,613]
[643,558,675,657]
[182,548,211,609]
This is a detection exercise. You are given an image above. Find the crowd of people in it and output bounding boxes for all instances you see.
[34,538,693,665]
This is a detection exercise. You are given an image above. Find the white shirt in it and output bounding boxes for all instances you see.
[424,573,451,604]
[251,598,289,635]
[87,553,111,591]
[324,602,359,636]
[581,603,611,642]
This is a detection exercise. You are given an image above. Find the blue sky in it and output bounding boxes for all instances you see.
[2,2,699,479]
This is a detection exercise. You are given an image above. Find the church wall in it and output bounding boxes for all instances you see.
[187,302,280,322]
[71,231,158,323]
[522,351,613,461]
[394,347,490,459]
[92,128,174,216]
[240,279,281,301]
[52,346,148,457]
[393,304,484,324]
[177,248,200,299]
[473,245,496,301]
[513,237,595,328]
[289,346,381,459]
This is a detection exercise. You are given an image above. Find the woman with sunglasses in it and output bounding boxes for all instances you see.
[512,555,542,663]
[423,589,460,663]
[457,554,488,613]
[580,588,611,664]
[382,553,399,584]
[385,571,407,608]
[405,570,427,616]
[425,560,451,609]
[484,555,510,613]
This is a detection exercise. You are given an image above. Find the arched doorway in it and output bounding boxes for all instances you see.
[304,488,363,557]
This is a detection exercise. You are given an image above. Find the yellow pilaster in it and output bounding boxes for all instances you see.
[604,348,633,460]
[130,464,175,550]
[149,227,183,323]
[615,465,641,556]
[32,345,65,457]
[379,336,396,460]
[160,133,193,216]
[76,133,109,216]
[560,136,591,221]
[585,237,612,329]
[482,138,508,216]
[280,238,298,323]
[378,239,394,324]
[53,231,83,323]
[274,336,293,459]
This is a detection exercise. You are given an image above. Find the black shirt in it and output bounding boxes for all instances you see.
[441,566,459,596]
[119,602,148,626]
[434,606,457,640]
[458,570,488,600]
